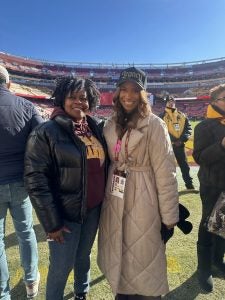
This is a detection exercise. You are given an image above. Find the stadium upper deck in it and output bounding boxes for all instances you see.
[1,51,225,96]
[2,52,221,119]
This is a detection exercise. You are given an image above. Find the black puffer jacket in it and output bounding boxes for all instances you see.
[24,114,107,233]
[193,118,225,190]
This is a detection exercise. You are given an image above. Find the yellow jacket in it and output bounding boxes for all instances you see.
[162,108,191,143]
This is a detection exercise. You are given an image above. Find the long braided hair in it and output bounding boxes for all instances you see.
[51,76,100,111]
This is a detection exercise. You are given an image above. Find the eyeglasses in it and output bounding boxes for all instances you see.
[216,97,225,102]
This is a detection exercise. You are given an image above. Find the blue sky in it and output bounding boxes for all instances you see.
[1,0,225,64]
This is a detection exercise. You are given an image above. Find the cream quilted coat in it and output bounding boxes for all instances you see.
[97,113,179,296]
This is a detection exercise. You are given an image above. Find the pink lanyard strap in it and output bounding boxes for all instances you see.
[114,129,131,162]
[114,139,122,161]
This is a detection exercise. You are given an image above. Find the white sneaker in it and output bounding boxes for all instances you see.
[25,271,40,299]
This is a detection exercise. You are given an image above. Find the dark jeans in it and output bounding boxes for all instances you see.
[173,145,192,186]
[46,205,101,300]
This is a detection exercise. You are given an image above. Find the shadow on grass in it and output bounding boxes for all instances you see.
[178,190,199,196]
[90,274,105,287]
[63,275,105,300]
[64,292,74,300]
[164,271,210,299]
[10,278,27,300]
[5,224,46,249]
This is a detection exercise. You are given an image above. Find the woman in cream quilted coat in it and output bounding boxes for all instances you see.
[97,67,179,300]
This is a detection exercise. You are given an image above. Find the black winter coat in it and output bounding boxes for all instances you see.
[193,118,225,190]
[24,114,107,233]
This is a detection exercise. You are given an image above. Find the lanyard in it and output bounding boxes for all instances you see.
[114,129,131,162]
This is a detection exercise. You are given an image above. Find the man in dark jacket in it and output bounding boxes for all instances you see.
[193,84,225,292]
[161,96,195,190]
[0,65,43,299]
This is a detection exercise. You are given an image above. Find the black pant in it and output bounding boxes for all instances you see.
[197,184,225,271]
[198,184,223,247]
[173,145,192,186]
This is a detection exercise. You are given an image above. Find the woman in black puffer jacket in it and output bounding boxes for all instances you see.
[24,76,107,300]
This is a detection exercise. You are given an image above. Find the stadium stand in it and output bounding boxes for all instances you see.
[1,51,225,120]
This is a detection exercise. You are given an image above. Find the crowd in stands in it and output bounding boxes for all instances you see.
[151,100,208,120]
[31,100,54,120]
[1,52,225,86]
[1,51,224,121]
[31,99,208,121]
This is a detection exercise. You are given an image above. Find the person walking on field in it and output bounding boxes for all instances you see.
[0,65,42,299]
[160,96,195,190]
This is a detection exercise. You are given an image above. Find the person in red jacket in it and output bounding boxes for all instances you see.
[24,76,107,300]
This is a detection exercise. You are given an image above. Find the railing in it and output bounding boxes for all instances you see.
[1,51,225,69]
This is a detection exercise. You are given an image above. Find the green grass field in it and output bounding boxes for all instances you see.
[4,121,225,299]
[5,170,225,300]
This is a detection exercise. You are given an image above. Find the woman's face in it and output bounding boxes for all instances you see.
[214,90,225,113]
[119,81,141,113]
[64,89,89,120]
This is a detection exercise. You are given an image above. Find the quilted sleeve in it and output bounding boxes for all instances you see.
[148,116,179,225]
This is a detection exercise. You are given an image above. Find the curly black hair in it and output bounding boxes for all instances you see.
[51,76,100,111]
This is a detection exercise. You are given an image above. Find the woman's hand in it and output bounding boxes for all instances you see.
[47,226,71,244]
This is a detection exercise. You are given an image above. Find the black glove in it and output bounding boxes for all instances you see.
[177,203,193,234]
[161,203,192,244]
[161,223,174,244]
